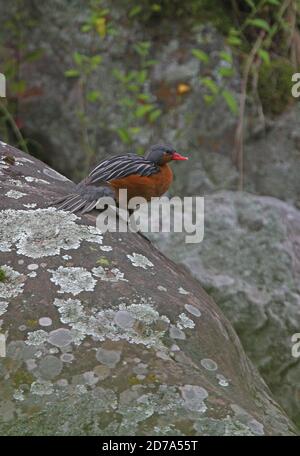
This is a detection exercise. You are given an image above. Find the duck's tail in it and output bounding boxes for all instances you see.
[51,183,115,215]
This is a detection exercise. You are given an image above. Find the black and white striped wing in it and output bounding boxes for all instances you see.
[86,154,159,185]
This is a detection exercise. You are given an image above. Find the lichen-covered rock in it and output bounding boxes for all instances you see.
[0,143,297,435]
[149,191,300,429]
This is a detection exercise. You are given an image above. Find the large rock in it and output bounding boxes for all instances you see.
[0,142,297,435]
[149,191,300,428]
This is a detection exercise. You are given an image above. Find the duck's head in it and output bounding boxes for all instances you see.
[145,143,188,165]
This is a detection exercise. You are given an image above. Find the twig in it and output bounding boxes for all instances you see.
[0,100,29,154]
[234,31,265,191]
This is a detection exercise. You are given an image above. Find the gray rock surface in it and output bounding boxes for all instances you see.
[0,142,297,435]
[149,191,300,428]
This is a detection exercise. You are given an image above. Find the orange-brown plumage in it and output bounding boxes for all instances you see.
[110,163,173,201]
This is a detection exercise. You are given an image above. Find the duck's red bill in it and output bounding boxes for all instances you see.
[172,152,188,161]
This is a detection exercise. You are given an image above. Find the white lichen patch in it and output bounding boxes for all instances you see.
[180,384,208,413]
[92,266,128,282]
[127,253,154,269]
[114,310,135,329]
[26,330,49,346]
[38,355,63,379]
[39,317,52,327]
[62,255,72,260]
[178,287,190,295]
[53,297,171,351]
[201,358,218,371]
[216,374,229,387]
[176,313,195,330]
[28,271,37,278]
[23,203,37,209]
[27,264,39,271]
[13,388,25,402]
[0,208,103,258]
[48,266,97,296]
[0,301,8,316]
[96,348,121,368]
[7,179,23,188]
[30,380,54,396]
[48,328,74,347]
[184,304,201,317]
[157,285,167,292]
[100,245,112,252]
[43,167,70,182]
[169,325,186,340]
[0,266,25,299]
[5,190,26,199]
[25,176,50,185]
[60,353,74,363]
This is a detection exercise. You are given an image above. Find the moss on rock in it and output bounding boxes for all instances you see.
[0,268,7,282]
[258,59,295,116]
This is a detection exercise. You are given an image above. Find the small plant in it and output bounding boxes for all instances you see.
[0,0,43,153]
[113,41,161,150]
[0,267,7,282]
[191,0,300,190]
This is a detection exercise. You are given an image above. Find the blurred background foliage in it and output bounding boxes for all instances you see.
[0,0,299,181]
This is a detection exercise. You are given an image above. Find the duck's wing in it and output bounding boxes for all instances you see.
[85,154,159,185]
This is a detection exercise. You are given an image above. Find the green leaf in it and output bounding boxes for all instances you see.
[201,77,219,95]
[203,94,215,105]
[25,49,44,62]
[246,18,271,32]
[129,127,141,135]
[138,94,151,101]
[149,108,162,122]
[134,42,151,57]
[136,70,147,84]
[258,49,270,65]
[218,66,234,78]
[119,97,134,107]
[266,0,280,5]
[91,55,102,65]
[151,4,161,12]
[64,69,80,78]
[112,68,126,82]
[219,51,232,63]
[222,90,238,114]
[116,128,131,144]
[86,90,102,102]
[144,59,158,67]
[81,24,91,32]
[129,5,142,17]
[135,104,154,118]
[227,35,242,46]
[128,84,140,92]
[192,49,209,63]
[245,0,255,10]
[73,51,84,66]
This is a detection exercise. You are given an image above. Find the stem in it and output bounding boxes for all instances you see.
[234,31,265,191]
[0,100,29,154]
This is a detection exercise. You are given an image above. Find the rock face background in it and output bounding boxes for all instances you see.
[1,0,299,204]
[149,192,300,427]
[0,0,300,434]
[0,143,297,436]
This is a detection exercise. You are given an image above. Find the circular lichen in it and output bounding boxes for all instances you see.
[257,59,295,116]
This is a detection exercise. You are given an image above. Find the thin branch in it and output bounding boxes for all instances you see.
[234,31,265,191]
[0,100,29,154]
